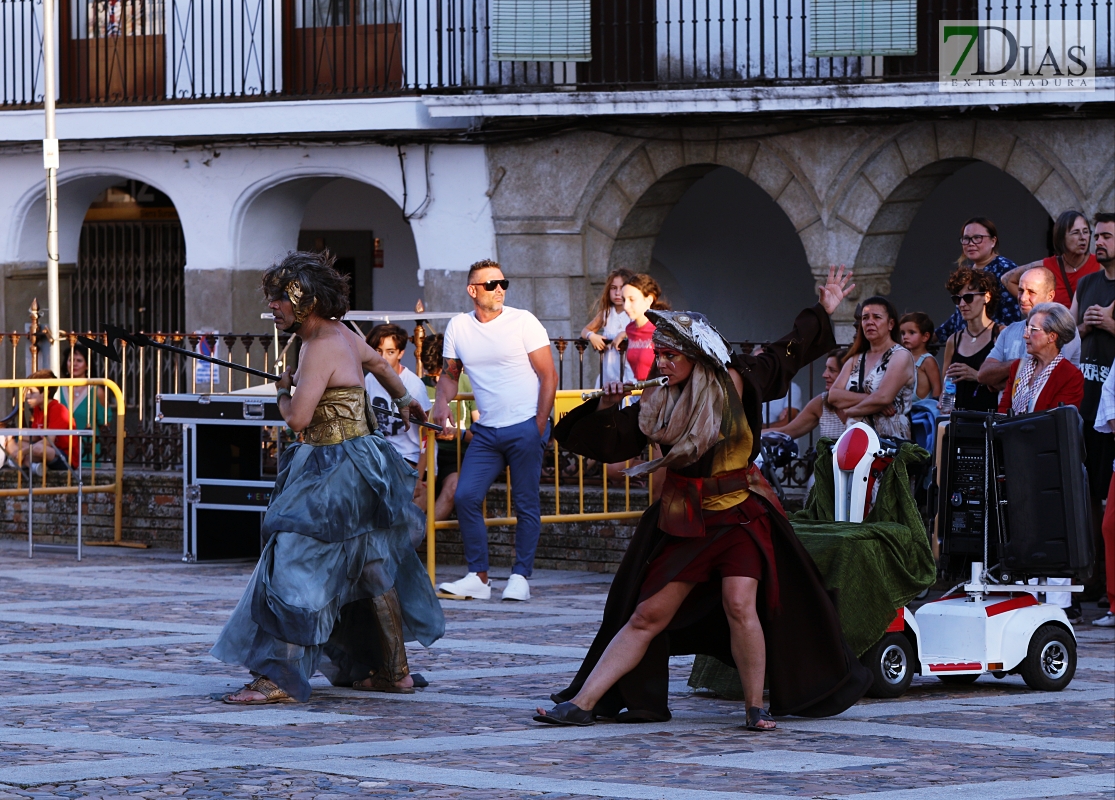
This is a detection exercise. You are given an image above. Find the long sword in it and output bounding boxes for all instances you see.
[80,327,443,432]
[581,376,668,400]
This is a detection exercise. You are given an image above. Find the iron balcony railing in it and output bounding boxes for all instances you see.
[2,0,1110,106]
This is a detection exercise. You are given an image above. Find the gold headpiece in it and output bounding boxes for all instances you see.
[285,279,317,330]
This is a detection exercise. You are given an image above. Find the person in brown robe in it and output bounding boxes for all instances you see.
[533,266,871,730]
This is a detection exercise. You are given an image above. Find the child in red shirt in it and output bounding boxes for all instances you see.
[621,274,670,381]
[3,369,76,470]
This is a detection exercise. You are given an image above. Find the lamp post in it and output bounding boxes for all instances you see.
[42,0,61,376]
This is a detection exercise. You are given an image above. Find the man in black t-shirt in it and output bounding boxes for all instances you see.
[1072,212,1115,610]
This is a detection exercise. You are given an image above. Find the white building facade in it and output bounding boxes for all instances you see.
[1,0,1112,381]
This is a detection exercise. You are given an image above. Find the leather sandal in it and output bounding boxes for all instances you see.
[222,676,296,705]
[533,701,595,727]
[742,706,776,731]
[352,672,415,694]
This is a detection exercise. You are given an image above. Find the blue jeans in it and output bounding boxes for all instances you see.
[454,416,549,577]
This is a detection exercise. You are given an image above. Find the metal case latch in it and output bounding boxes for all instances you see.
[243,401,265,420]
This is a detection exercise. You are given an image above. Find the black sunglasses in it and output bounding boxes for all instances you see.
[470,279,509,292]
[951,292,985,306]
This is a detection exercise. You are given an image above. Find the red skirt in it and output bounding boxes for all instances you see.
[639,494,777,605]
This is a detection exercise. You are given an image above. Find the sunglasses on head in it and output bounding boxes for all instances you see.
[951,292,985,306]
[470,279,509,292]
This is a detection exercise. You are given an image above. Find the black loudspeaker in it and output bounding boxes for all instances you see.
[993,406,1094,580]
[938,411,1000,578]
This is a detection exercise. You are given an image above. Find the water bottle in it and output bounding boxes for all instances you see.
[940,378,957,415]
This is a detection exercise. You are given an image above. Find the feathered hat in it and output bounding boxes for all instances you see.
[646,310,733,373]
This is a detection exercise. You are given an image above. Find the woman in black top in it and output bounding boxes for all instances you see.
[942,267,1003,412]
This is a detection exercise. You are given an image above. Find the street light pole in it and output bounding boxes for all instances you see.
[42,0,61,376]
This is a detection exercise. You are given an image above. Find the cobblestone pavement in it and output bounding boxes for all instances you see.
[0,540,1111,800]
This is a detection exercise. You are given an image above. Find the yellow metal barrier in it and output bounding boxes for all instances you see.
[0,377,133,549]
[422,390,652,587]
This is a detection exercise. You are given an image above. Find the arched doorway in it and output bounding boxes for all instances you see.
[297,178,421,314]
[602,164,819,430]
[75,180,186,335]
[649,167,815,343]
[869,160,1053,329]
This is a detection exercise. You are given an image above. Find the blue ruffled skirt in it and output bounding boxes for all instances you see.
[210,432,445,701]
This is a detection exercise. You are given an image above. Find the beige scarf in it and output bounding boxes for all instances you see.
[625,362,725,477]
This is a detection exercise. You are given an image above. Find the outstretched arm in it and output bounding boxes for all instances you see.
[770,394,824,439]
[733,265,854,402]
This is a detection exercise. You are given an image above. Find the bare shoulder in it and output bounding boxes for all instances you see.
[889,346,914,364]
[727,366,744,397]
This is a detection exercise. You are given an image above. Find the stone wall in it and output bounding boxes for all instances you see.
[0,469,640,571]
[478,118,1115,344]
[0,469,183,550]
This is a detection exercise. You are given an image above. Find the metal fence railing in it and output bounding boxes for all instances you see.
[2,0,1109,106]
[1,324,841,493]
[0,377,129,556]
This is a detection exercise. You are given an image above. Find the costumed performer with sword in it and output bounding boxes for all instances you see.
[214,251,445,704]
[534,266,871,731]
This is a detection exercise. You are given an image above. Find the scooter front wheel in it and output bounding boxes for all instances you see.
[860,632,914,698]
[1019,623,1076,691]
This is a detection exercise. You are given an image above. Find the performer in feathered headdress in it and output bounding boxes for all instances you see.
[534,266,870,731]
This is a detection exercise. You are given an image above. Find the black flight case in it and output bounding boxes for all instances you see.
[157,391,288,561]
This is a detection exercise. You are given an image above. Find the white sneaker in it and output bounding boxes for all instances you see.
[1092,612,1115,627]
[437,572,491,600]
[501,574,530,602]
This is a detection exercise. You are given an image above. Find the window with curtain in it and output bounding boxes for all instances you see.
[490,0,591,61]
[809,0,917,57]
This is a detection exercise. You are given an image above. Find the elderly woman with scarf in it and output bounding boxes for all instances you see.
[998,302,1084,414]
[534,267,871,732]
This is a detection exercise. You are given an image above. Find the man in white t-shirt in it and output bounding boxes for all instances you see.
[431,259,558,601]
[365,324,432,467]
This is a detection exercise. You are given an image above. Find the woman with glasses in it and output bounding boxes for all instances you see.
[935,217,1022,342]
[1003,210,1099,308]
[997,303,1083,413]
[942,267,1003,412]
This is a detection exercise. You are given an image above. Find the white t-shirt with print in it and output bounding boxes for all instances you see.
[443,306,551,429]
[365,366,432,464]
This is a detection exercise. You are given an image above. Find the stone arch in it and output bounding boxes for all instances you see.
[580,135,823,285]
[839,122,1090,300]
[6,170,186,339]
[11,168,180,266]
[231,167,405,272]
[213,170,420,332]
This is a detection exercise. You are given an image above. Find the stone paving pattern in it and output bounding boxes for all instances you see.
[0,539,1110,800]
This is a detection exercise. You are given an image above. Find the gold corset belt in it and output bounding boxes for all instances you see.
[303,386,372,445]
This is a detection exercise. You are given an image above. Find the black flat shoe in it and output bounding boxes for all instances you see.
[741,706,776,732]
[533,701,595,727]
[411,673,429,688]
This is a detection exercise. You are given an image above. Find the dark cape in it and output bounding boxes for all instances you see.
[551,303,872,719]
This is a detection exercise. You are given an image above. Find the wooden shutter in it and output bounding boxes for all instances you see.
[490,0,591,62]
[809,0,917,57]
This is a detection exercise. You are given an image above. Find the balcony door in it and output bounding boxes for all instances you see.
[61,0,165,102]
[283,0,402,95]
[578,0,655,85]
[884,0,978,78]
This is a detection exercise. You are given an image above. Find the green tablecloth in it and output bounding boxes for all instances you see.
[688,439,935,699]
